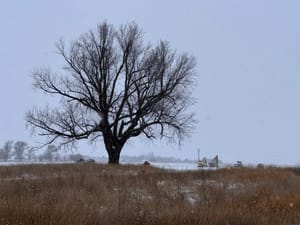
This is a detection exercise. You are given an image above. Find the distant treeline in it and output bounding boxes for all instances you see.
[0,140,195,163]
[0,140,84,162]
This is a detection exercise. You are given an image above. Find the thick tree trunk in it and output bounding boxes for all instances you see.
[103,132,125,164]
[108,150,121,164]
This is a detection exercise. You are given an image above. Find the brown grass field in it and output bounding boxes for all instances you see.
[0,163,300,225]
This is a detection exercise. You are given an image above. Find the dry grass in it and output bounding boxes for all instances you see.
[0,164,300,225]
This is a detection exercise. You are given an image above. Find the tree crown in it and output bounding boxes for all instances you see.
[27,21,196,150]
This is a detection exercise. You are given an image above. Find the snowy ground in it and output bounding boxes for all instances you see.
[149,162,199,170]
[0,160,201,170]
[1,161,295,169]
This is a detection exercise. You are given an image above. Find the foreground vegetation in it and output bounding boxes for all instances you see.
[0,164,300,225]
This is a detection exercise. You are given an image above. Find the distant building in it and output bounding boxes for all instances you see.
[197,157,207,167]
[257,163,264,168]
[234,161,243,167]
[76,158,95,163]
[197,155,219,168]
[208,155,219,167]
[86,159,95,163]
[76,158,85,163]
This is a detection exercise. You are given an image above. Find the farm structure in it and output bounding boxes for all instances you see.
[197,155,219,168]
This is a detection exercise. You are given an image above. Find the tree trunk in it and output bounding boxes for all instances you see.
[108,150,121,164]
[103,133,124,164]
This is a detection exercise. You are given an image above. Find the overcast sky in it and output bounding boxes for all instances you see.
[0,0,300,165]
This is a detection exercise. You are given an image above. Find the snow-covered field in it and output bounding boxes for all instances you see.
[149,162,198,170]
[0,160,201,170]
[0,161,220,171]
[0,161,74,166]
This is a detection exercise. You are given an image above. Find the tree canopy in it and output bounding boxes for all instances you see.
[26,21,197,164]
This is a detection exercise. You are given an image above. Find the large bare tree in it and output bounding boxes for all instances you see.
[26,22,196,164]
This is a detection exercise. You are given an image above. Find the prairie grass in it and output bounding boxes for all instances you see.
[0,164,300,225]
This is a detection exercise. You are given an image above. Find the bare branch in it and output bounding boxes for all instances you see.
[27,21,197,163]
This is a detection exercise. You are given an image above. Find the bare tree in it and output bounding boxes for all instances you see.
[26,147,36,161]
[26,22,196,164]
[38,145,58,162]
[14,141,29,161]
[0,141,13,161]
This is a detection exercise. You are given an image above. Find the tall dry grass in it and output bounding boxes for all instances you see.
[0,164,300,225]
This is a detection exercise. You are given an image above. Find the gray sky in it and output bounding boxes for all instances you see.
[1,0,300,164]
